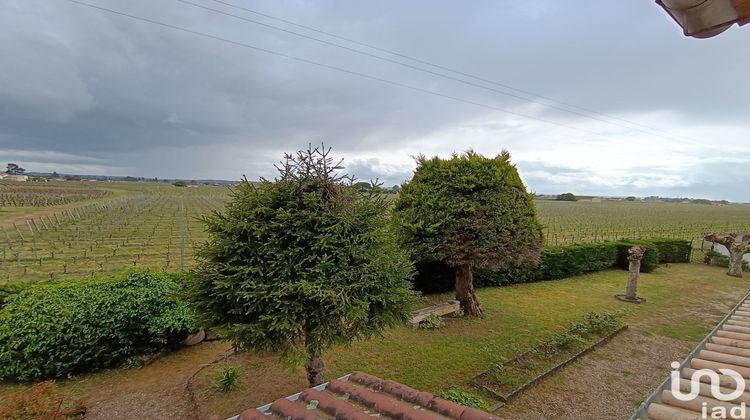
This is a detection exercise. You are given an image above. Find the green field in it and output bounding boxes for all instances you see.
[2,182,750,284]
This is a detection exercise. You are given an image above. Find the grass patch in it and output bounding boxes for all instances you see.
[211,365,243,393]
[656,319,712,342]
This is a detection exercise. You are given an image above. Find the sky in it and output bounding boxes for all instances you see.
[2,1,749,201]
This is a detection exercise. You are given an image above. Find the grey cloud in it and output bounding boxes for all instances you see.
[1,0,749,200]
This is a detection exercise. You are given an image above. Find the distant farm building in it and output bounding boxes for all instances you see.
[576,195,602,202]
[0,173,29,182]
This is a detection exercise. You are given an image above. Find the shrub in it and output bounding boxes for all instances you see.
[0,381,84,419]
[0,283,27,310]
[615,240,659,272]
[0,270,196,381]
[394,151,542,315]
[569,311,622,336]
[538,311,622,356]
[474,243,618,287]
[535,243,619,280]
[188,146,415,387]
[212,364,243,393]
[438,388,489,411]
[707,251,750,271]
[418,313,445,329]
[543,331,584,353]
[651,239,692,263]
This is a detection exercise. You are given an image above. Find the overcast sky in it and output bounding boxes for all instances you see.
[2,0,749,200]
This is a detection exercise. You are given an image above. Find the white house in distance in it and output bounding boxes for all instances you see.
[0,173,29,182]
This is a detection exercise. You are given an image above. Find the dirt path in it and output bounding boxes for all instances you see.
[494,327,693,420]
[82,342,233,420]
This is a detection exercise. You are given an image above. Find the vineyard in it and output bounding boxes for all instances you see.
[0,182,229,283]
[0,181,112,206]
[2,183,750,284]
[536,200,750,245]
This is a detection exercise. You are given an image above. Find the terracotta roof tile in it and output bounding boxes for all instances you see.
[329,378,439,420]
[299,388,371,420]
[632,292,750,419]
[238,371,502,420]
[270,397,321,419]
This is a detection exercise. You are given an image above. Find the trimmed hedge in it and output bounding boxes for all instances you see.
[651,239,692,263]
[0,270,197,381]
[474,243,619,287]
[415,241,666,292]
[538,243,619,280]
[615,240,659,273]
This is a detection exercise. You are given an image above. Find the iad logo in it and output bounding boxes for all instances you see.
[669,361,746,419]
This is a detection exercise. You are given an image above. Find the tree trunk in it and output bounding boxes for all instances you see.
[305,354,325,387]
[625,259,641,300]
[728,246,745,278]
[455,264,481,316]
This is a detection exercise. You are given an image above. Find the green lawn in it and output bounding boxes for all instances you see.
[322,264,740,389]
[193,263,746,417]
[1,263,745,419]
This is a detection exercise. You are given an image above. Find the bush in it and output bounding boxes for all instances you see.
[0,283,27,310]
[651,239,692,263]
[0,381,84,419]
[707,251,750,271]
[438,388,489,411]
[474,243,618,287]
[536,243,618,280]
[615,240,659,273]
[569,311,622,336]
[212,364,243,393]
[0,270,196,381]
[418,313,445,329]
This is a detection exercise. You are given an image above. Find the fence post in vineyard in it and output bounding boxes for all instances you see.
[2,227,11,249]
[26,220,35,236]
[31,218,41,233]
[13,223,25,243]
[41,217,49,230]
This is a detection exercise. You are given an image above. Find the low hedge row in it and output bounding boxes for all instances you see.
[651,238,692,263]
[414,239,680,292]
[0,270,197,381]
